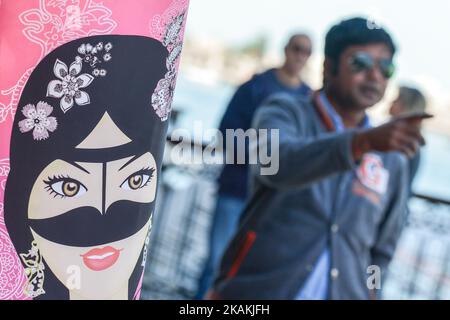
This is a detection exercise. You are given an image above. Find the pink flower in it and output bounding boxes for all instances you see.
[18,102,58,141]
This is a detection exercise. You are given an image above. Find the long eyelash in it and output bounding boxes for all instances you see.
[134,167,155,178]
[43,174,72,185]
[139,167,155,187]
[43,174,87,198]
[43,175,71,198]
[143,167,155,188]
[123,166,155,189]
[44,184,65,199]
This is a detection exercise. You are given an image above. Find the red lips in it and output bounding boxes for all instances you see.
[80,246,122,271]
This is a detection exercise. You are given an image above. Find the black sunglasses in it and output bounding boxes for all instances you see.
[348,51,395,79]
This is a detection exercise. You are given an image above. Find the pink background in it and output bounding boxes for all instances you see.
[0,0,189,299]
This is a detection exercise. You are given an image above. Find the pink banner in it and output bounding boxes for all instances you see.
[0,0,189,300]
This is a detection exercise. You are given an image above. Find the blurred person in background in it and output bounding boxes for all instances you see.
[196,33,313,299]
[208,17,430,300]
[389,86,428,193]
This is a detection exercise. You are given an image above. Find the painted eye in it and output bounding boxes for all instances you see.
[120,168,154,191]
[121,173,150,190]
[45,177,87,198]
[62,181,80,197]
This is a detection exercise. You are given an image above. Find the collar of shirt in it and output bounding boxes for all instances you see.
[319,91,371,132]
[269,68,310,94]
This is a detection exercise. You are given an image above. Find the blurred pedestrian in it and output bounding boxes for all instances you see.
[196,33,313,299]
[389,86,428,193]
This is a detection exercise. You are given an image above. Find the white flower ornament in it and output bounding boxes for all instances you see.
[19,41,113,142]
[18,102,58,141]
[77,41,113,76]
[46,58,94,113]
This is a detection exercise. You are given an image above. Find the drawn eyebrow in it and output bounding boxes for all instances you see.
[67,161,90,174]
[118,152,146,172]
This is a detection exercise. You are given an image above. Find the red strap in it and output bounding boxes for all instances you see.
[312,91,335,132]
[226,231,257,279]
[205,290,222,300]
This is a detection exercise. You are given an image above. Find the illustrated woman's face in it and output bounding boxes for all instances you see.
[26,112,157,299]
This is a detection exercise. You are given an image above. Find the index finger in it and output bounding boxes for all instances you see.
[396,112,434,122]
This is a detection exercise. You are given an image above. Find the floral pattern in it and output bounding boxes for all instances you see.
[0,157,28,300]
[45,41,113,113]
[151,11,186,121]
[0,159,9,192]
[77,41,113,77]
[0,213,29,300]
[0,68,34,124]
[47,58,94,113]
[19,0,117,60]
[18,102,58,141]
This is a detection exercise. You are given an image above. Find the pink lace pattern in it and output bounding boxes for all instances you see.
[0,0,117,125]
[0,158,28,300]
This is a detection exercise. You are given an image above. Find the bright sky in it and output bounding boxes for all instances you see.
[185,0,450,103]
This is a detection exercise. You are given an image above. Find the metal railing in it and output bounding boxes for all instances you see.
[383,194,450,299]
[141,137,450,300]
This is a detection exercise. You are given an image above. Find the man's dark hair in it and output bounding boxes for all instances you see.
[325,17,396,72]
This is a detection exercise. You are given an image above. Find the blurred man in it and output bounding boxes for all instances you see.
[209,17,429,300]
[196,33,313,299]
[390,86,428,191]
